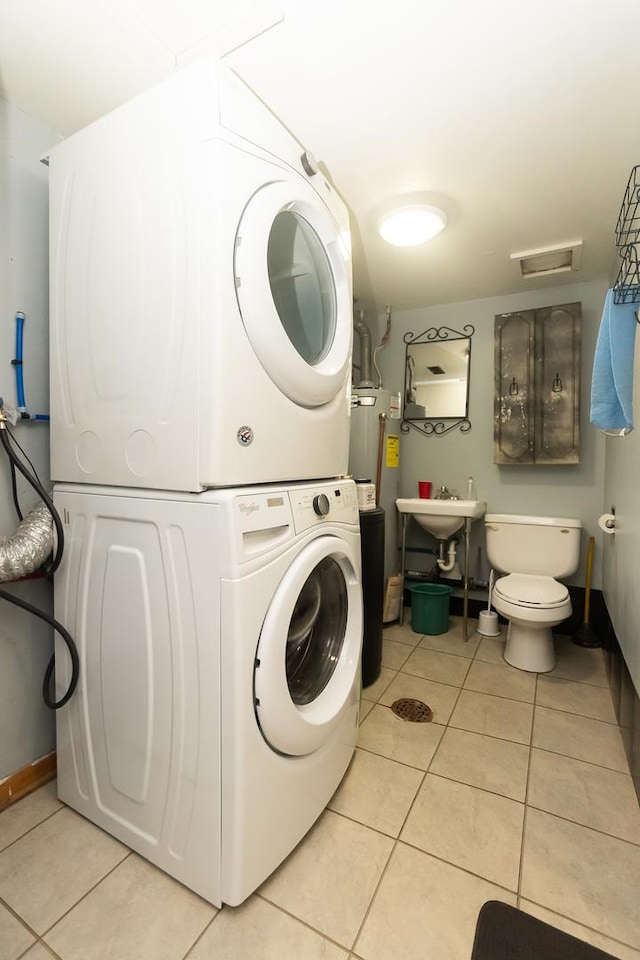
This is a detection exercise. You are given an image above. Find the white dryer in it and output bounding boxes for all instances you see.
[47,57,353,491]
[53,478,362,907]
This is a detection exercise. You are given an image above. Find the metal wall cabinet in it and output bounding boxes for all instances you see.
[494,302,581,465]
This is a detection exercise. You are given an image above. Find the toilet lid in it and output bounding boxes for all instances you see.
[493,574,569,608]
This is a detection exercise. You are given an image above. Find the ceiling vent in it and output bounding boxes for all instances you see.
[510,241,583,279]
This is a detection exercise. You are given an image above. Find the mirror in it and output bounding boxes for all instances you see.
[402,324,475,436]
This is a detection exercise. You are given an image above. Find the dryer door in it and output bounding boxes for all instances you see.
[234,180,352,408]
[254,535,362,756]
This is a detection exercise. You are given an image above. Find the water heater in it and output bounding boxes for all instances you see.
[349,388,401,580]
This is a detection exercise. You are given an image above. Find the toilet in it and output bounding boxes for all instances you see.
[484,513,582,673]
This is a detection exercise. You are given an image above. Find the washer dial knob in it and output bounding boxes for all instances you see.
[313,494,330,517]
[301,150,320,177]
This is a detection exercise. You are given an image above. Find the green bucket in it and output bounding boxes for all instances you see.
[408,583,453,635]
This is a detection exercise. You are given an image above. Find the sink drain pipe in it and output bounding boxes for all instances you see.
[436,538,458,573]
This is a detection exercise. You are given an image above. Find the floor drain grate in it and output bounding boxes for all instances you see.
[390,698,434,722]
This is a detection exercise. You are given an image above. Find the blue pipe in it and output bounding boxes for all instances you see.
[12,312,49,421]
[14,311,26,413]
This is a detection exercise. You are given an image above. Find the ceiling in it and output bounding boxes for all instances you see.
[2,0,639,315]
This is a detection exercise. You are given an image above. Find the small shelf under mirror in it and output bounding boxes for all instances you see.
[401,324,475,437]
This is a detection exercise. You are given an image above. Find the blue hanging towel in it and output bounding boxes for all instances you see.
[590,288,637,433]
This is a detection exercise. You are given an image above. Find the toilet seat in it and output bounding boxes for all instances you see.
[493,574,569,610]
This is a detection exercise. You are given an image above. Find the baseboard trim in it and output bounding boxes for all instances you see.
[0,751,57,812]
[599,604,640,805]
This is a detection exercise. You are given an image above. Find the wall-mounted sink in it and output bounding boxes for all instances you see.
[396,498,487,540]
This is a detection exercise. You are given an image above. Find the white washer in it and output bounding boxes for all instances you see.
[53,478,362,907]
[47,57,353,491]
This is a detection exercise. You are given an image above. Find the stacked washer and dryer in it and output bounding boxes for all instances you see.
[47,58,363,908]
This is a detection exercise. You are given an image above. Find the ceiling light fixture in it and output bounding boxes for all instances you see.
[378,205,447,247]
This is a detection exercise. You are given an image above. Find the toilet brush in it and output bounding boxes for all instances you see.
[572,536,600,647]
[478,570,500,637]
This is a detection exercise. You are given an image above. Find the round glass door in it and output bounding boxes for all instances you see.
[254,536,362,757]
[286,556,347,706]
[235,179,352,408]
[267,210,336,367]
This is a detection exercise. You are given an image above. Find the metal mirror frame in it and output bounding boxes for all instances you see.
[401,324,475,437]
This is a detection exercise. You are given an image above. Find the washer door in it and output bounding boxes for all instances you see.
[234,180,352,408]
[254,535,362,757]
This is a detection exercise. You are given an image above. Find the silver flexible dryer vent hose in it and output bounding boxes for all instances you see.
[0,502,54,582]
[353,310,374,387]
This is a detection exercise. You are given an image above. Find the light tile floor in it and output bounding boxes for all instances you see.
[2,616,640,960]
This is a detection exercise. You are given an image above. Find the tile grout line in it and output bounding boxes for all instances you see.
[532,743,637,778]
[348,626,497,951]
[396,660,617,727]
[327,805,523,906]
[548,675,612,691]
[415,768,527,806]
[394,835,524,898]
[0,893,39,933]
[534,700,622,728]
[371,636,640,948]
[177,905,221,960]
[347,631,630,955]
[255,891,356,955]
[363,627,636,907]
[0,802,66,856]
[343,792,418,953]
[517,894,640,954]
[522,803,640,850]
[347,650,446,955]
[0,848,134,960]
[390,664,473,693]
[3,622,625,959]
[355,736,446,775]
[516,672,537,909]
[0,896,45,960]
[37,849,133,943]
[18,938,64,960]
[329,768,555,908]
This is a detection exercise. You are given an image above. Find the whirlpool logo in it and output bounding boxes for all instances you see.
[239,502,260,515]
[236,425,254,446]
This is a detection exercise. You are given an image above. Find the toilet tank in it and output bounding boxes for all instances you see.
[485,514,581,579]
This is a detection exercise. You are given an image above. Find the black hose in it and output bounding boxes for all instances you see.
[10,460,23,520]
[7,425,44,483]
[0,587,79,708]
[0,429,64,574]
[0,424,78,708]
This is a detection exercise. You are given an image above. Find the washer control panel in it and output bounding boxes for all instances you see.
[290,480,358,533]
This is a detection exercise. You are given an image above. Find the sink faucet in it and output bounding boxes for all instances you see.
[434,486,459,500]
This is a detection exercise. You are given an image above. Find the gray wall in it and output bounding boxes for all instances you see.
[0,99,60,778]
[375,278,609,590]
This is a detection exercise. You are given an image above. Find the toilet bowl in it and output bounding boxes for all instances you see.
[484,514,581,673]
[492,574,572,672]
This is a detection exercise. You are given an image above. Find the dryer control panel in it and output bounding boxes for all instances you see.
[290,480,358,534]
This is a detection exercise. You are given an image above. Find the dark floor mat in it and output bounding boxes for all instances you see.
[472,901,618,960]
